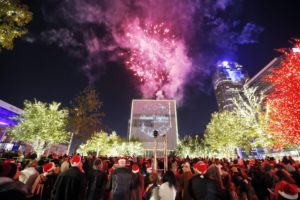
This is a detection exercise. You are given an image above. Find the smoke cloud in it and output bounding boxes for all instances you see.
[32,0,263,103]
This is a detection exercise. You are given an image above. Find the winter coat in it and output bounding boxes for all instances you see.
[107,167,134,200]
[31,172,57,200]
[87,169,107,200]
[131,172,144,200]
[179,171,193,200]
[0,177,30,200]
[188,175,219,200]
[51,167,86,200]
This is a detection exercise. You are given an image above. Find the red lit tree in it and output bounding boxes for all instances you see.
[265,39,300,147]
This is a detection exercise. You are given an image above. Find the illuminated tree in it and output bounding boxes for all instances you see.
[175,135,205,158]
[7,100,70,157]
[232,86,273,147]
[0,0,32,50]
[78,131,144,156]
[265,39,300,147]
[204,111,244,157]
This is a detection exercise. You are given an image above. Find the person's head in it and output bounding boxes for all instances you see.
[182,162,191,173]
[93,159,102,170]
[162,170,177,188]
[149,173,159,185]
[27,160,38,168]
[206,164,225,190]
[70,155,83,171]
[118,157,126,168]
[193,161,208,177]
[0,162,20,180]
[132,164,140,174]
[43,162,55,175]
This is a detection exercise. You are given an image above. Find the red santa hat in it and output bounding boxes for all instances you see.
[193,161,208,177]
[43,162,55,173]
[146,162,152,173]
[70,155,81,166]
[277,181,299,200]
[132,164,139,174]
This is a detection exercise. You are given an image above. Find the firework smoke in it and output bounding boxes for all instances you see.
[35,0,262,102]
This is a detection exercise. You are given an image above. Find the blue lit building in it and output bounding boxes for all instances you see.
[0,99,23,141]
[212,61,249,111]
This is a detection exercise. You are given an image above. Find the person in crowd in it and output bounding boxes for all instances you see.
[19,160,39,191]
[205,164,227,198]
[144,162,153,190]
[51,155,87,200]
[143,172,159,200]
[179,161,193,200]
[188,161,220,200]
[31,162,57,200]
[60,156,70,173]
[107,157,134,200]
[150,170,177,200]
[87,159,107,200]
[0,161,30,200]
[131,163,144,200]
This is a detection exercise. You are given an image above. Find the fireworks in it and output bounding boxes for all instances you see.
[121,20,191,100]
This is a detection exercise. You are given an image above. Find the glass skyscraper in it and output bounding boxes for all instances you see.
[212,61,249,111]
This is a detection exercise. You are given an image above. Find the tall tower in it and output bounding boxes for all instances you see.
[212,61,249,111]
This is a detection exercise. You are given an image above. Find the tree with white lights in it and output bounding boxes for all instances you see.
[176,135,205,158]
[0,0,32,50]
[7,100,70,157]
[78,131,144,156]
[204,111,244,157]
[232,86,273,147]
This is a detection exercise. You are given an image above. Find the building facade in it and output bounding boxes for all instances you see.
[128,99,178,155]
[246,57,282,96]
[0,99,23,141]
[212,61,249,111]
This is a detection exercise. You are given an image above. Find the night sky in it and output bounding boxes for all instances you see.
[1,0,300,138]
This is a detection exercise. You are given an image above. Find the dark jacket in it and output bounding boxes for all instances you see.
[107,167,134,200]
[188,175,219,200]
[0,177,30,200]
[51,167,86,200]
[87,169,107,200]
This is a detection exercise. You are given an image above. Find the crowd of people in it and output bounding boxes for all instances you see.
[0,149,300,200]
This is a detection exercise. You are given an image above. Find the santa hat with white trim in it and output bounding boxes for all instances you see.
[277,181,299,200]
[70,155,82,167]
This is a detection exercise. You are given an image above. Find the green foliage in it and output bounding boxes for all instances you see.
[68,87,105,140]
[175,135,205,158]
[204,111,243,157]
[78,131,144,156]
[0,0,32,50]
[7,100,70,156]
[232,86,274,147]
[203,86,274,157]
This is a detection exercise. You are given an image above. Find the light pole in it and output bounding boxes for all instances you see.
[153,130,158,172]
[163,133,168,173]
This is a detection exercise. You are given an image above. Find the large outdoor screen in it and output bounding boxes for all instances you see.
[129,100,178,150]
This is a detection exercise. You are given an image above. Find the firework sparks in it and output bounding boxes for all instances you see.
[121,20,191,101]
